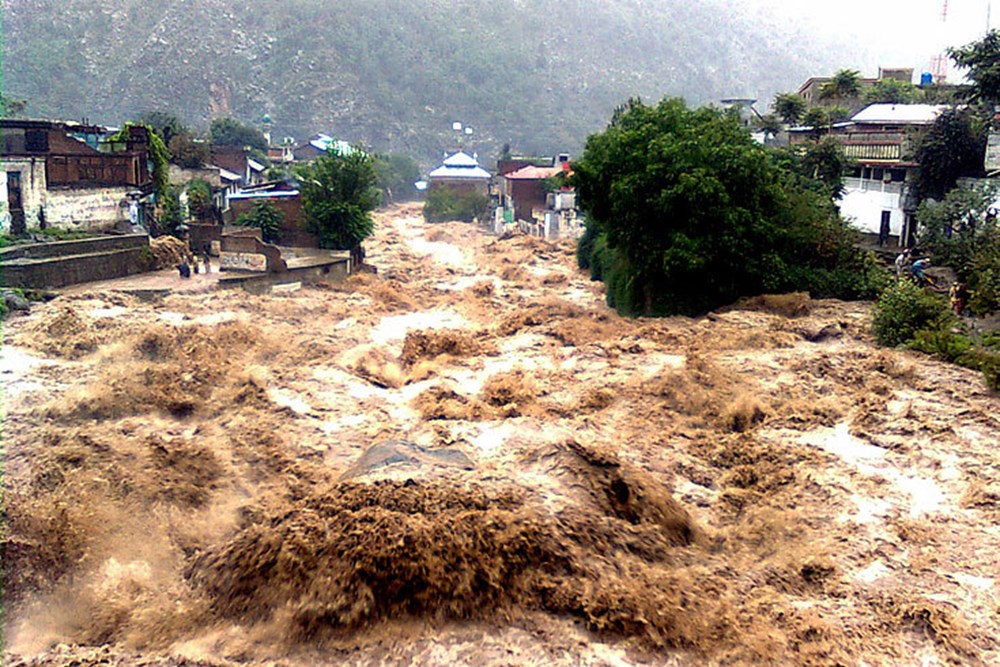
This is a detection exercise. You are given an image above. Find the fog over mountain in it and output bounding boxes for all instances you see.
[4,0,872,163]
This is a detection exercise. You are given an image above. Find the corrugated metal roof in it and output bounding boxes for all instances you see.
[851,104,950,124]
[308,134,357,155]
[214,166,243,182]
[504,164,568,180]
[228,190,300,200]
[442,151,480,167]
[428,164,491,180]
[429,152,491,180]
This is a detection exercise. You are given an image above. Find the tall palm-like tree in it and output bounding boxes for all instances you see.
[819,69,862,101]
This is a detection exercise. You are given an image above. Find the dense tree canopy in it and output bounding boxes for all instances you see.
[949,30,1000,104]
[209,117,268,152]
[773,93,806,125]
[573,98,883,316]
[296,149,380,250]
[374,153,421,201]
[138,111,187,146]
[864,78,922,105]
[914,108,986,200]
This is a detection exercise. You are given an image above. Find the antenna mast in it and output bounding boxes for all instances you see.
[931,0,950,83]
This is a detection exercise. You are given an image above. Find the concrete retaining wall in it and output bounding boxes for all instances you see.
[0,234,151,288]
[0,247,150,289]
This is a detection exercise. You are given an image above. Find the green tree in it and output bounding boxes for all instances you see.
[157,185,184,237]
[186,179,214,220]
[111,122,171,201]
[0,93,27,117]
[235,200,284,244]
[138,111,187,146]
[374,153,421,201]
[914,108,986,200]
[572,98,882,316]
[871,280,952,347]
[802,107,829,136]
[423,187,489,223]
[917,183,1000,314]
[296,149,380,250]
[209,117,268,152]
[773,137,852,200]
[819,69,862,100]
[949,30,1000,104]
[757,114,782,139]
[826,105,850,123]
[865,78,922,104]
[773,93,806,125]
[168,132,210,169]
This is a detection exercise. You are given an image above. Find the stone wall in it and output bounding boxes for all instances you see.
[46,186,132,231]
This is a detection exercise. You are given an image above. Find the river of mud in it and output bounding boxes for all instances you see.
[2,204,998,666]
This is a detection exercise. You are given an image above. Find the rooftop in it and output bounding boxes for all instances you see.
[851,104,950,125]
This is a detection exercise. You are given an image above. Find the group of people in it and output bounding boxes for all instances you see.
[177,243,213,279]
[894,249,932,285]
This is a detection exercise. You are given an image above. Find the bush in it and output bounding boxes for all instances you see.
[235,201,284,244]
[968,230,1000,314]
[423,187,489,223]
[981,351,1000,391]
[909,328,973,363]
[577,222,599,270]
[871,281,952,347]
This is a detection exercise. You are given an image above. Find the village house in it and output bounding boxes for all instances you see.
[427,151,491,197]
[0,119,152,234]
[500,154,571,222]
[790,102,949,246]
[292,134,355,162]
[796,67,914,107]
[210,145,267,189]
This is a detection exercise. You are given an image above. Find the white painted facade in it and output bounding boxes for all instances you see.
[46,186,132,230]
[0,158,48,232]
[1,158,131,233]
[839,177,905,236]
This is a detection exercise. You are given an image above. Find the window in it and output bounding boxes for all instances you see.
[25,129,49,153]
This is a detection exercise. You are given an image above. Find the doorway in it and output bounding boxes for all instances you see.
[7,171,26,235]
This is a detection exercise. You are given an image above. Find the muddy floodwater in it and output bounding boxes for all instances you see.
[2,204,998,666]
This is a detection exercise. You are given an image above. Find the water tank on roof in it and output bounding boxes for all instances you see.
[920,72,933,86]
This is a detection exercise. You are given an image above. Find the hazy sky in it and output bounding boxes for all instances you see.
[750,0,994,80]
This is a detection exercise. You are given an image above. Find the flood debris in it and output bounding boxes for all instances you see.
[2,206,998,666]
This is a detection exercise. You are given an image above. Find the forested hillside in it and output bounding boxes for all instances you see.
[3,0,856,163]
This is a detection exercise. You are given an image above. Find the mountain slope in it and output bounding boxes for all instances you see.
[3,0,855,162]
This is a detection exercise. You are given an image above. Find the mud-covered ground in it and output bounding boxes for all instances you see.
[2,204,998,666]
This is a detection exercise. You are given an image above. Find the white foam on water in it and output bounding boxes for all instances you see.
[88,306,129,318]
[817,422,887,464]
[948,572,994,590]
[854,560,891,584]
[851,493,894,524]
[267,388,313,415]
[370,309,468,345]
[803,422,949,520]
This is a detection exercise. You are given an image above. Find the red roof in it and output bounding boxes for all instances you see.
[504,164,571,180]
